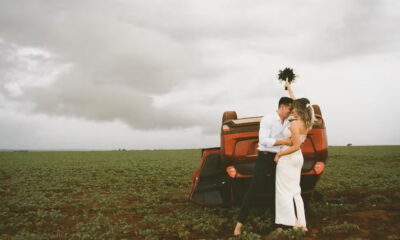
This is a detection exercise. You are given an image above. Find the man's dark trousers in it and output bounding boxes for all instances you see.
[237,151,277,224]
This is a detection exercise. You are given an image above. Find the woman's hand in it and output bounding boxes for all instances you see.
[274,153,281,163]
[285,79,291,89]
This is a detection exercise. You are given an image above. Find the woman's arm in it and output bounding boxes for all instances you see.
[274,138,293,146]
[285,80,296,99]
[274,121,301,162]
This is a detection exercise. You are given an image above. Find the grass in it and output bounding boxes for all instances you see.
[0,146,399,239]
[321,221,360,235]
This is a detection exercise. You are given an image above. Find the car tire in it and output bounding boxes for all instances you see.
[312,105,322,116]
[222,111,237,124]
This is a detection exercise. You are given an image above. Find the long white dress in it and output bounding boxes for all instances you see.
[275,126,307,227]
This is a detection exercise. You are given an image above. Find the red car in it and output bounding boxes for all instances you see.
[189,105,328,208]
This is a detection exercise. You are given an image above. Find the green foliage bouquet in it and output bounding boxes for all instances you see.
[278,67,296,90]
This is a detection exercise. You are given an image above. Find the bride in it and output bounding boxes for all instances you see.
[273,81,315,232]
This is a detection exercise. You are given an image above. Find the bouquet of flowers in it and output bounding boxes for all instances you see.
[278,67,296,90]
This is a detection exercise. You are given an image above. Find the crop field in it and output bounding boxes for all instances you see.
[0,146,399,240]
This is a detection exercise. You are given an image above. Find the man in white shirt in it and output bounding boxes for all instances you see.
[234,97,293,236]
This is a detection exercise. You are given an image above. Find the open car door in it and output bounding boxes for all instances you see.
[189,148,232,206]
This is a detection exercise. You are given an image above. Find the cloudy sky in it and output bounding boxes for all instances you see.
[0,0,399,150]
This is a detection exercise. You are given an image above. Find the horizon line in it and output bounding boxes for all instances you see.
[0,144,399,152]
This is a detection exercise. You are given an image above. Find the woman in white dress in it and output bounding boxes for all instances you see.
[273,82,315,232]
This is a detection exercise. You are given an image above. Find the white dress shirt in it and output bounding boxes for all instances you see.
[257,111,290,153]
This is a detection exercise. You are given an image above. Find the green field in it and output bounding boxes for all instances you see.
[0,146,399,240]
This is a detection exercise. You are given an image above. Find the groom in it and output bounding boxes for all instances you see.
[234,97,293,236]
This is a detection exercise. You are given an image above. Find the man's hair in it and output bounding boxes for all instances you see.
[278,97,293,107]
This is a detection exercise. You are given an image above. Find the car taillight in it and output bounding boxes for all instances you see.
[313,161,325,175]
[226,165,253,178]
[226,165,237,178]
[302,161,325,175]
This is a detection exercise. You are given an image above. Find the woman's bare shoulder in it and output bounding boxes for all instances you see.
[290,120,301,128]
[291,119,308,133]
[290,120,308,133]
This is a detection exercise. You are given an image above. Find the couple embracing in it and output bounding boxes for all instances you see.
[234,81,315,236]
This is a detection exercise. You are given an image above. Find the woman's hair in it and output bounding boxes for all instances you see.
[293,98,314,129]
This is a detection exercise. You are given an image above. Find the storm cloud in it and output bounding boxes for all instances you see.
[0,0,399,149]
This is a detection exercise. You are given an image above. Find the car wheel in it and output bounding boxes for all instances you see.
[312,105,322,116]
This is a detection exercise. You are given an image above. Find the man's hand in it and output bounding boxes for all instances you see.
[274,153,281,163]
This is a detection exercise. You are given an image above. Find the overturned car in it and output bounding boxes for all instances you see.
[189,105,328,207]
